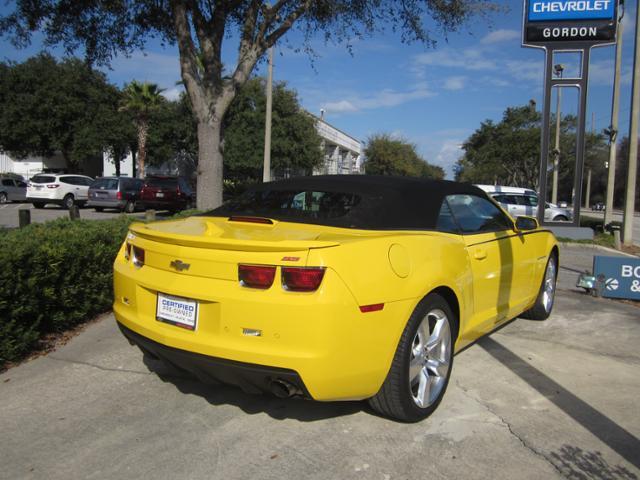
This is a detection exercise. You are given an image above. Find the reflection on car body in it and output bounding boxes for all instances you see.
[114,175,558,422]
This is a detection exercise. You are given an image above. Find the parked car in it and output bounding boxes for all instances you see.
[0,177,27,203]
[139,175,195,212]
[114,175,558,422]
[27,174,94,209]
[475,185,573,222]
[87,176,144,213]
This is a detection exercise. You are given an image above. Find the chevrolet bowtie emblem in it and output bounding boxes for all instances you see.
[170,260,191,272]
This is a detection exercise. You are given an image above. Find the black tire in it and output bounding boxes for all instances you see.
[0,192,7,204]
[369,293,456,422]
[521,253,558,321]
[94,207,104,212]
[32,202,45,209]
[123,200,136,214]
[62,194,75,210]
[553,215,568,222]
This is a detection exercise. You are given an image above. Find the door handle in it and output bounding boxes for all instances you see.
[474,249,487,260]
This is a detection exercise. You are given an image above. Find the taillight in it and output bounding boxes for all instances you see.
[132,246,145,268]
[117,191,122,200]
[46,184,60,189]
[282,267,325,292]
[239,264,276,289]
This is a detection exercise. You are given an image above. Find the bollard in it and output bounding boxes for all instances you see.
[18,209,31,228]
[614,229,621,250]
[145,209,156,222]
[69,205,80,220]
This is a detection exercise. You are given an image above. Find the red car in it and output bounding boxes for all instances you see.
[139,176,195,212]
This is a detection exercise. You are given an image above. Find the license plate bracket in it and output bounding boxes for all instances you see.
[156,293,198,331]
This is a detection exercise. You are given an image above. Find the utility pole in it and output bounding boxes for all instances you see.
[604,16,624,226]
[552,64,564,205]
[263,45,274,183]
[623,2,639,245]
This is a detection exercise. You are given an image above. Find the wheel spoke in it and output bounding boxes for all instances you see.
[426,358,448,378]
[415,369,431,407]
[409,353,424,382]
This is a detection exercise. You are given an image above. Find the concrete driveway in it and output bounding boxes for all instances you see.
[1,291,639,480]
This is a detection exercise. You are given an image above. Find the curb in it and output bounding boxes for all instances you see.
[559,242,639,258]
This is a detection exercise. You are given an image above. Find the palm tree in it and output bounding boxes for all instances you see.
[119,81,164,178]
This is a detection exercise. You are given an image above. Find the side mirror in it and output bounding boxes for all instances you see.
[515,216,539,231]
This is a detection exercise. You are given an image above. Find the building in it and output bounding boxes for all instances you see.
[0,150,102,179]
[312,115,363,175]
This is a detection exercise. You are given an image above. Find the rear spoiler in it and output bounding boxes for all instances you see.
[129,222,340,252]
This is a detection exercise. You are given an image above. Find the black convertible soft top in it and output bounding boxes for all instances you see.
[209,175,488,230]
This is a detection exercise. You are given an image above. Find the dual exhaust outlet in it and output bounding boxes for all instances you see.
[268,379,301,399]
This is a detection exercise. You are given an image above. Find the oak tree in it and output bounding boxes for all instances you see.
[1,1,490,208]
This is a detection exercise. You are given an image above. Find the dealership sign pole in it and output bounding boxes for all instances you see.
[522,0,620,228]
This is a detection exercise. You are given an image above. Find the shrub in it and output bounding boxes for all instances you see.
[0,216,133,364]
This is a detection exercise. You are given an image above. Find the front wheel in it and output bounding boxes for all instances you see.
[369,293,455,422]
[553,215,568,222]
[521,253,557,320]
[0,192,8,204]
[123,200,136,214]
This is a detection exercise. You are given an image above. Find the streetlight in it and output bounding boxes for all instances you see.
[551,63,564,205]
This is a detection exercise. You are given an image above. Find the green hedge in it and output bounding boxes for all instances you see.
[0,216,134,364]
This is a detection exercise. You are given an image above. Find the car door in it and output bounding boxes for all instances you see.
[15,180,27,201]
[446,194,533,338]
[1,179,16,201]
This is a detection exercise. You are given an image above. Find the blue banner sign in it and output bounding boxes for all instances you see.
[528,0,615,22]
[593,256,640,301]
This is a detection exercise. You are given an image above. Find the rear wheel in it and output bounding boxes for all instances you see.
[32,202,45,209]
[521,253,557,321]
[369,293,455,422]
[553,215,568,222]
[0,192,7,204]
[62,194,75,210]
[123,200,136,214]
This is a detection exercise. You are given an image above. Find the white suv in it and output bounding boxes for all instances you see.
[27,173,94,209]
[476,185,573,222]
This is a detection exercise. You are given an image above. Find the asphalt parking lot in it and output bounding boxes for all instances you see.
[1,285,638,479]
[0,202,167,228]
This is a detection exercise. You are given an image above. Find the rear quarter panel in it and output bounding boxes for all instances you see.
[307,232,473,359]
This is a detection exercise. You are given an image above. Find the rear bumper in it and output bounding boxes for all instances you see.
[113,246,414,401]
[87,199,126,209]
[27,195,62,203]
[118,321,311,397]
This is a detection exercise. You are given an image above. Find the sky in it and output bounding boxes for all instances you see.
[0,1,637,179]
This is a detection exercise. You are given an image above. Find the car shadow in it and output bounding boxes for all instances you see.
[142,355,366,422]
[478,336,640,470]
[549,445,638,480]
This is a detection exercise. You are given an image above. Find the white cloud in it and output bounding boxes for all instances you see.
[434,139,465,179]
[162,86,184,101]
[504,59,544,83]
[443,76,466,91]
[412,48,497,73]
[322,84,434,114]
[481,29,521,45]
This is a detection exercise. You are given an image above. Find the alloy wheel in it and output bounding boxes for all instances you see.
[409,309,452,408]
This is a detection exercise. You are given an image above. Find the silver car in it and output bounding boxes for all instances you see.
[0,177,27,203]
[475,185,573,222]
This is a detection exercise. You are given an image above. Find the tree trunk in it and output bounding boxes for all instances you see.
[196,120,224,210]
[114,149,121,177]
[137,121,148,179]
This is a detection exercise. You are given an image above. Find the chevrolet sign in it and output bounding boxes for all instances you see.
[528,0,614,21]
[523,0,618,46]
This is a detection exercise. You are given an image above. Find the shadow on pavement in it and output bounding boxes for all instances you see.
[479,337,640,470]
[549,445,638,480]
[142,355,365,422]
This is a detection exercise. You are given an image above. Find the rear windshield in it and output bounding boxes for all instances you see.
[91,178,119,190]
[145,177,177,188]
[209,189,362,223]
[31,175,55,184]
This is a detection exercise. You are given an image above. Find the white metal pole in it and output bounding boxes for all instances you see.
[604,19,624,225]
[263,46,274,183]
[622,4,640,245]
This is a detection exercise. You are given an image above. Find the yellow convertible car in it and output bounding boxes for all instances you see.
[114,175,558,422]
